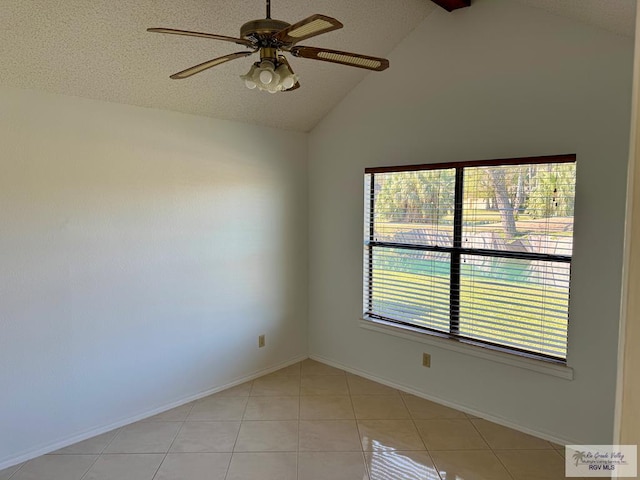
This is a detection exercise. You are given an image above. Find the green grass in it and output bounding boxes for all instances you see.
[370,268,568,359]
[379,213,573,235]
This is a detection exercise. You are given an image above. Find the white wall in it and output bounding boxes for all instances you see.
[0,87,308,465]
[309,0,633,444]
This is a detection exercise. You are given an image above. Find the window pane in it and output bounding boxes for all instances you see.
[458,254,569,359]
[463,164,575,255]
[365,246,450,332]
[371,170,456,247]
[364,174,372,243]
[364,157,574,363]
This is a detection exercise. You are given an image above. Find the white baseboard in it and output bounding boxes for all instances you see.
[0,354,308,471]
[309,353,579,446]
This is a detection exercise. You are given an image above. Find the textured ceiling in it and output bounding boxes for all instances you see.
[0,0,435,132]
[0,1,635,132]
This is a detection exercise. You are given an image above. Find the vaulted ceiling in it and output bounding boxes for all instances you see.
[0,0,634,132]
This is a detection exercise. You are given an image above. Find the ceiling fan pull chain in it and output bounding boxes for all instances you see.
[266,0,271,19]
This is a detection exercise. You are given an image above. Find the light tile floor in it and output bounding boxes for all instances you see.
[0,359,583,480]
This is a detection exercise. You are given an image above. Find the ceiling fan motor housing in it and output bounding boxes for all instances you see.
[240,19,290,44]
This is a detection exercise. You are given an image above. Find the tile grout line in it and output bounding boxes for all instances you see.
[344,370,370,479]
[223,379,254,480]
[78,426,123,480]
[5,461,25,480]
[149,401,197,480]
[398,392,445,480]
[467,416,516,480]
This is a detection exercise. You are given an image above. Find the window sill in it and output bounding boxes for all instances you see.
[359,317,574,380]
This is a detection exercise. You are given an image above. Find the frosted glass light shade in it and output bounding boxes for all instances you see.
[240,59,299,92]
[259,69,274,84]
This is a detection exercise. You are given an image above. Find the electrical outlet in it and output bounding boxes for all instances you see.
[422,352,431,368]
[258,334,265,348]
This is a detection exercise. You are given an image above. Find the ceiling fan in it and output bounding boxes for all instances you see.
[148,0,389,93]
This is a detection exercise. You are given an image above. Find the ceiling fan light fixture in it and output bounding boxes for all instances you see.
[241,60,297,93]
[259,70,274,84]
[276,63,297,90]
[259,62,276,84]
[242,64,258,89]
[281,76,296,90]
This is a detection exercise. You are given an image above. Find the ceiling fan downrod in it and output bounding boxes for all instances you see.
[266,0,271,19]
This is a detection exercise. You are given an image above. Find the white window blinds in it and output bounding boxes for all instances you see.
[363,156,575,362]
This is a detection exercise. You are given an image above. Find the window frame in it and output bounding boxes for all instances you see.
[363,154,576,365]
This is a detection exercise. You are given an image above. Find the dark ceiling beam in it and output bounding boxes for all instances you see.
[431,0,471,12]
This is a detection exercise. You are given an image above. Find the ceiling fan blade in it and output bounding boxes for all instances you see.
[170,51,254,79]
[290,46,389,71]
[147,28,255,48]
[274,14,343,45]
[278,55,301,92]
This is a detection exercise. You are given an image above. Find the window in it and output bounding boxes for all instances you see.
[363,155,576,363]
